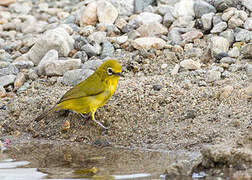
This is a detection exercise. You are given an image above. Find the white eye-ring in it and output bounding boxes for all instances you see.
[107,67,113,75]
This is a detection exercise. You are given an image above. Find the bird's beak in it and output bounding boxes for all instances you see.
[114,72,124,77]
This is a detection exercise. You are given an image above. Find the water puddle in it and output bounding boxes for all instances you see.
[0,137,202,179]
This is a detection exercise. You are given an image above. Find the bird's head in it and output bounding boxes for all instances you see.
[97,59,123,82]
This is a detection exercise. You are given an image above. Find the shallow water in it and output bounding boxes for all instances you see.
[0,137,201,179]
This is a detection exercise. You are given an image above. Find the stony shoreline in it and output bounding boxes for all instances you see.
[0,0,251,178]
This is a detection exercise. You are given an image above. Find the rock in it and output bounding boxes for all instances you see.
[82,60,103,70]
[201,12,214,31]
[132,37,166,50]
[128,30,141,40]
[210,22,227,33]
[38,50,59,75]
[0,51,12,62]
[210,36,229,57]
[87,31,107,44]
[79,25,96,36]
[9,2,31,14]
[81,43,102,57]
[0,61,10,69]
[220,57,235,64]
[193,0,216,18]
[242,43,252,59]
[44,58,81,76]
[62,69,94,86]
[0,86,6,98]
[108,0,134,16]
[228,47,240,58]
[0,0,16,6]
[74,36,88,51]
[114,17,127,30]
[135,0,155,13]
[181,31,203,43]
[28,69,38,80]
[234,28,252,43]
[97,0,118,24]
[237,10,248,21]
[241,0,252,11]
[163,10,176,27]
[245,64,252,76]
[0,75,16,87]
[222,8,235,21]
[14,72,26,91]
[27,27,74,65]
[171,64,180,75]
[109,35,128,44]
[232,171,251,180]
[244,18,252,30]
[136,22,168,37]
[213,0,238,12]
[0,65,19,76]
[185,48,203,58]
[180,59,201,70]
[72,51,88,63]
[206,70,221,82]
[129,12,162,26]
[12,60,34,69]
[219,29,235,46]
[173,0,194,18]
[161,63,168,69]
[101,41,114,57]
[80,2,98,26]
[61,120,70,132]
[172,16,195,28]
[228,16,244,29]
[167,28,182,45]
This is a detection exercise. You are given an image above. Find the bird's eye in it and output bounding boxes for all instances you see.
[107,67,113,75]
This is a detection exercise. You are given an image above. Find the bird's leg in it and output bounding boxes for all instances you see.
[91,111,109,130]
[78,113,89,125]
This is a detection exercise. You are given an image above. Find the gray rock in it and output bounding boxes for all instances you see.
[228,64,242,72]
[128,12,162,27]
[0,61,10,69]
[87,31,107,44]
[62,69,94,86]
[38,50,59,75]
[12,61,34,69]
[167,28,182,45]
[234,28,252,43]
[210,22,227,33]
[185,48,203,58]
[79,25,95,36]
[241,43,252,59]
[212,15,223,26]
[81,60,103,70]
[228,47,240,58]
[44,58,81,76]
[135,0,155,13]
[72,51,88,63]
[220,57,235,64]
[157,4,174,16]
[101,41,114,58]
[108,0,134,16]
[81,43,102,57]
[0,74,16,87]
[74,36,88,51]
[17,81,30,93]
[213,0,239,12]
[0,65,19,76]
[28,69,38,80]
[27,27,74,65]
[245,64,252,76]
[241,0,252,11]
[9,2,32,14]
[163,10,176,27]
[210,36,229,57]
[194,0,216,18]
[0,51,12,62]
[219,29,235,46]
[244,18,252,30]
[221,70,232,78]
[128,30,141,40]
[206,70,221,82]
[210,65,224,72]
[201,12,214,31]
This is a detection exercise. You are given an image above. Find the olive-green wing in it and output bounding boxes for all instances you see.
[58,73,105,103]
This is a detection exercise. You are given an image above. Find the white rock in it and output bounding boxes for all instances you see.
[241,0,252,11]
[210,36,229,57]
[221,8,235,21]
[171,64,180,75]
[0,75,16,87]
[201,12,214,31]
[228,47,240,58]
[27,27,74,65]
[210,22,227,33]
[206,70,221,83]
[180,59,201,70]
[108,0,134,16]
[97,0,118,24]
[173,0,194,18]
[38,50,58,75]
[44,58,81,76]
[244,18,252,30]
[136,22,168,37]
[131,12,162,25]
[132,37,166,50]
[109,35,128,44]
[87,31,107,44]
[80,2,98,26]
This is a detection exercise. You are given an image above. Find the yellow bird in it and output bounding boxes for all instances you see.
[35,59,123,129]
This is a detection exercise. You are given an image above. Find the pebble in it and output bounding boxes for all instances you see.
[228,47,240,58]
[206,70,221,83]
[210,22,227,33]
[234,28,252,43]
[222,8,235,22]
[201,12,214,31]
[97,0,118,24]
[193,0,216,18]
[0,74,16,87]
[241,43,252,59]
[219,57,235,64]
[136,22,168,37]
[210,36,229,57]
[219,29,234,46]
[0,61,10,69]
[27,27,74,65]
[44,58,81,76]
[14,72,26,91]
[87,31,107,44]
[180,59,201,70]
[62,120,70,132]
[132,37,166,50]
[0,86,6,98]
[181,31,203,43]
[38,50,59,75]
[109,35,128,44]
[0,0,16,6]
[130,12,162,26]
[101,41,114,58]
[12,60,34,69]
[28,69,38,80]
[134,0,155,13]
[61,68,94,86]
[109,0,134,16]
[72,51,88,63]
[163,10,176,27]
[171,64,180,75]
[80,2,98,26]
[245,64,252,76]
[0,65,19,76]
[244,18,252,30]
[81,43,102,57]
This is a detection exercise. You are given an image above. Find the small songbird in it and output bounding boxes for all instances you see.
[35,59,123,129]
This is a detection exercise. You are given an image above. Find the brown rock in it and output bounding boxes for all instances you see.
[181,31,203,43]
[0,0,16,6]
[0,86,6,98]
[136,22,168,37]
[62,120,70,132]
[14,72,26,91]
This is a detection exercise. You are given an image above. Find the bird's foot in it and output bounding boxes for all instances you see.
[93,119,110,130]
[79,113,89,125]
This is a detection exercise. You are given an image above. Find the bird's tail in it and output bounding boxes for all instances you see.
[34,105,58,122]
